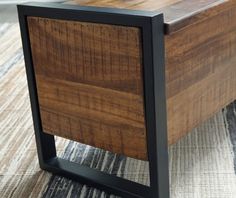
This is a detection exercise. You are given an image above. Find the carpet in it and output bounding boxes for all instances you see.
[0,22,236,198]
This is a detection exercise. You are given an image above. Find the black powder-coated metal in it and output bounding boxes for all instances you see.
[17,3,169,198]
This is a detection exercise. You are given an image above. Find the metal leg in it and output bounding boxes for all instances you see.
[18,3,169,198]
[142,15,170,198]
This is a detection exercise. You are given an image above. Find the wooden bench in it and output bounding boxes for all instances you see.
[17,0,236,197]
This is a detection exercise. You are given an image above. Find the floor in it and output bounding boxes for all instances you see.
[0,1,65,22]
[0,4,18,23]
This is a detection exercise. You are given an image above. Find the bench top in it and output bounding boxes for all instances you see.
[67,0,234,34]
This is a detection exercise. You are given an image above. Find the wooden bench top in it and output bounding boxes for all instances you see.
[67,0,235,34]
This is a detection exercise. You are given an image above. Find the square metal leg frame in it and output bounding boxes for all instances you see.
[17,3,170,198]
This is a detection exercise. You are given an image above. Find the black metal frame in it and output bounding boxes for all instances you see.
[17,3,169,198]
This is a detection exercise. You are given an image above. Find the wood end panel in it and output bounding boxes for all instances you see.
[27,17,147,160]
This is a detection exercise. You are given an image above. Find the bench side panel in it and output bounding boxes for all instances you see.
[27,17,148,160]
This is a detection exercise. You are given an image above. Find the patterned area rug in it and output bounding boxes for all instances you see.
[1,23,236,198]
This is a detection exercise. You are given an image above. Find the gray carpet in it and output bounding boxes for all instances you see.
[43,106,236,198]
[226,103,236,172]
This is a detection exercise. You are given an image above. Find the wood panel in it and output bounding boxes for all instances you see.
[165,3,236,144]
[67,0,234,34]
[27,17,147,159]
[67,0,182,11]
[161,0,236,34]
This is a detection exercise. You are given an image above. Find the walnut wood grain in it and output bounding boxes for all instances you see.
[67,0,182,11]
[27,1,236,160]
[27,18,147,159]
[67,0,234,34]
[165,2,236,144]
